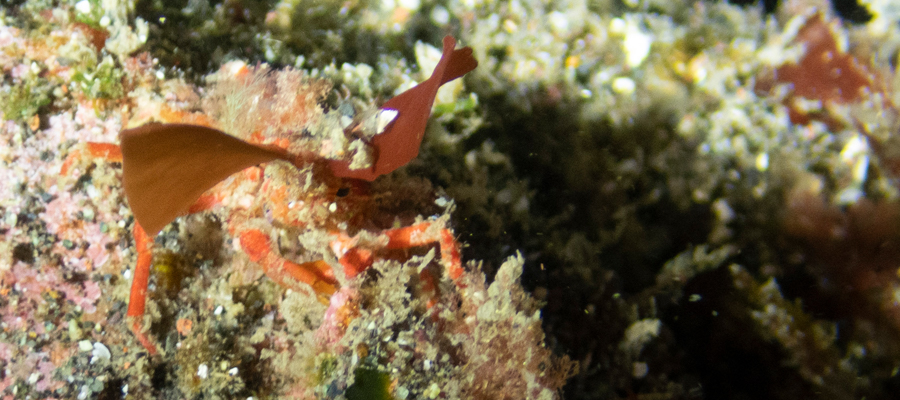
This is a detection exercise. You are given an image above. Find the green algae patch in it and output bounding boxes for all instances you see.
[71,56,125,99]
[346,368,393,400]
[0,77,52,121]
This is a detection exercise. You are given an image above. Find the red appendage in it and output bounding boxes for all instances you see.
[328,35,478,180]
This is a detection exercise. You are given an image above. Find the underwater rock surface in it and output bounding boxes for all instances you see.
[3,0,900,399]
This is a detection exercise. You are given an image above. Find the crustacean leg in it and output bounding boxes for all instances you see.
[384,220,463,280]
[61,143,159,354]
[384,220,463,309]
[320,217,463,336]
[331,218,462,280]
[127,222,157,355]
[238,228,338,300]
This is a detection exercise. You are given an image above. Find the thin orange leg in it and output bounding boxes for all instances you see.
[328,219,463,314]
[330,220,463,282]
[239,229,338,299]
[127,223,157,355]
[384,220,463,281]
[58,143,158,354]
[384,221,462,313]
[321,221,464,335]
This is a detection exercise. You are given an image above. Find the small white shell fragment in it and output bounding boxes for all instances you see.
[91,342,111,364]
[612,77,636,95]
[75,0,91,14]
[621,17,653,68]
[78,340,93,352]
[430,6,449,25]
[755,153,769,171]
[223,60,248,76]
[198,364,209,379]
[77,385,89,400]
[547,11,569,34]
[840,134,868,162]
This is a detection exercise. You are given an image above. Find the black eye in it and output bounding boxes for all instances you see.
[336,187,350,197]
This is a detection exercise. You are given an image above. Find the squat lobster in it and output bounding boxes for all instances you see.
[63,36,476,355]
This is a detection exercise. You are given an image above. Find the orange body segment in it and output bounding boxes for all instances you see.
[60,142,122,175]
[239,229,270,263]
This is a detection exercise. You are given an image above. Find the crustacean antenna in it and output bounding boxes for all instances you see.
[120,123,292,236]
[327,35,478,180]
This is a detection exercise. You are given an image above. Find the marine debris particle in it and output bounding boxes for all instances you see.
[327,35,478,180]
[119,123,294,236]
[770,13,879,125]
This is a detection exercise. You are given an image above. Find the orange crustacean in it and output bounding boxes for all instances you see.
[62,36,477,355]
